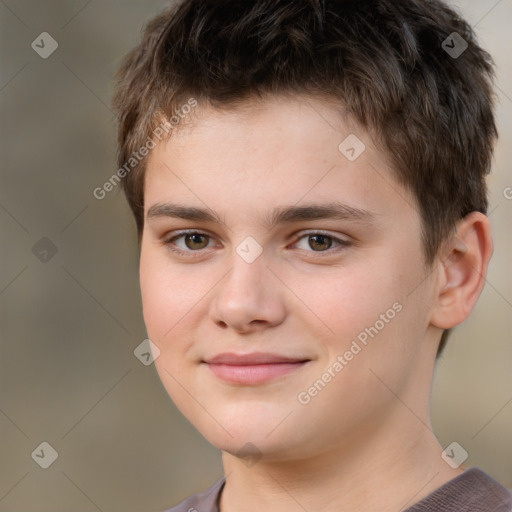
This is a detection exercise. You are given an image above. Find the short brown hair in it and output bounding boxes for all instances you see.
[112,0,497,355]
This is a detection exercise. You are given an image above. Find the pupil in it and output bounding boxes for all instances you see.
[310,235,331,251]
[186,234,207,249]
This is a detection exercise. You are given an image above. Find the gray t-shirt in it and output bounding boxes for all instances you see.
[165,467,512,512]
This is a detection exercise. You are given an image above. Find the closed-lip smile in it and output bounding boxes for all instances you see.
[203,352,311,385]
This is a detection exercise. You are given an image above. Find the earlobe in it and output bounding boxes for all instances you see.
[430,212,493,330]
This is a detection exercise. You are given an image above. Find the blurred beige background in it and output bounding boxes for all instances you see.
[0,0,510,510]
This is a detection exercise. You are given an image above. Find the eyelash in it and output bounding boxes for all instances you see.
[162,230,352,259]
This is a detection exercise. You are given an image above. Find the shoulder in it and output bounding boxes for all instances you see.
[406,467,512,512]
[164,478,226,512]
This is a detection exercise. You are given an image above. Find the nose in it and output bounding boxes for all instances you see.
[209,252,286,334]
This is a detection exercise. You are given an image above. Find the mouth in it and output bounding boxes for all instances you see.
[203,352,311,385]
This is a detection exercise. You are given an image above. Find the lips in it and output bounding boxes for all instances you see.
[203,352,310,385]
[206,352,309,365]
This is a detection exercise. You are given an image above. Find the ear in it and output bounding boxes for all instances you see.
[429,212,493,330]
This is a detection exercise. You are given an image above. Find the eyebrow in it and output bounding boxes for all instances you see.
[146,201,377,230]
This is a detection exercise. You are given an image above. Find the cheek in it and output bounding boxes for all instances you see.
[139,257,169,342]
[139,254,200,412]
[312,250,425,373]
[138,250,215,404]
[139,247,199,344]
[140,269,185,383]
[305,264,401,343]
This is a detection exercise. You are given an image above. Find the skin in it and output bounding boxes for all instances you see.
[139,95,493,511]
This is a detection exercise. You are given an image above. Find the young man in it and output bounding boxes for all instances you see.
[112,0,512,510]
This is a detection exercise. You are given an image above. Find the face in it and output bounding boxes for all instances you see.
[140,96,438,462]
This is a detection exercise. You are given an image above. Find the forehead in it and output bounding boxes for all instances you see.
[161,95,359,163]
[144,95,417,226]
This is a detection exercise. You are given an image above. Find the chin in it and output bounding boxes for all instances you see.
[207,429,300,461]
[212,419,349,464]
[190,403,301,454]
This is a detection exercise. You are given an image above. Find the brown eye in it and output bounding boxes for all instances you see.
[308,234,333,251]
[293,232,351,256]
[164,231,215,256]
[183,233,210,250]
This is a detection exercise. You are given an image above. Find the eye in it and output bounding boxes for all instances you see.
[293,232,351,254]
[164,231,215,256]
